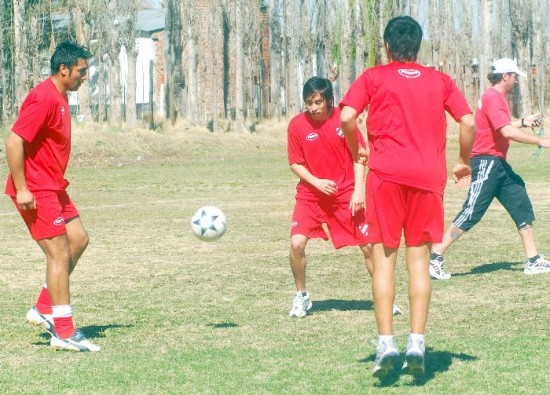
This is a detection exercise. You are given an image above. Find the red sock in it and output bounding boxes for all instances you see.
[53,316,75,338]
[36,286,52,314]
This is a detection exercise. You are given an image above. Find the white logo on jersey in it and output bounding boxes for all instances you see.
[358,224,368,236]
[398,69,421,79]
[61,106,66,116]
[53,217,65,226]
[291,221,298,228]
[306,132,319,141]
[337,128,344,138]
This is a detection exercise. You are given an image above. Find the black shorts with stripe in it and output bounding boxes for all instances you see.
[453,155,534,231]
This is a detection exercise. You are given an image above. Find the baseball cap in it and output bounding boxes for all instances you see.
[491,58,526,76]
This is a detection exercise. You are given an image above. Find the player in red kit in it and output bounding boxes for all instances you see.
[340,16,475,377]
[5,42,99,352]
[287,76,401,318]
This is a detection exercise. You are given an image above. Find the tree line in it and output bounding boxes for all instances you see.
[1,0,550,131]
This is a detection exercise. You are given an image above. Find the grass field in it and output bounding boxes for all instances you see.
[0,121,549,394]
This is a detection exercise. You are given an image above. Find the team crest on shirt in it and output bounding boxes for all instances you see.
[53,217,65,226]
[291,221,298,228]
[306,132,318,141]
[398,69,421,79]
[60,106,66,116]
[336,127,344,138]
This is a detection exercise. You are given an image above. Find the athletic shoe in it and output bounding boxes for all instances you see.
[372,339,399,378]
[289,292,312,318]
[429,256,451,280]
[392,304,402,316]
[402,336,425,377]
[524,255,550,275]
[50,329,101,352]
[26,307,54,336]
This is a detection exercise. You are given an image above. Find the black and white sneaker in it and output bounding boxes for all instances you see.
[26,307,55,336]
[50,329,101,352]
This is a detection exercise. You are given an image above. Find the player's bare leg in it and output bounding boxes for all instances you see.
[371,243,397,335]
[406,244,431,334]
[65,217,89,273]
[289,234,312,317]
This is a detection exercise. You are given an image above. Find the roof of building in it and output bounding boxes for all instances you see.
[137,9,166,32]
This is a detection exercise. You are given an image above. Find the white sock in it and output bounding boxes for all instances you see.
[52,305,73,318]
[409,333,425,343]
[379,335,394,344]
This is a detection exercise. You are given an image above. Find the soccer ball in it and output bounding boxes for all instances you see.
[191,206,227,241]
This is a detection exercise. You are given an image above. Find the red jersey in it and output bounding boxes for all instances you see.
[5,78,71,195]
[471,88,511,159]
[287,107,364,202]
[340,61,472,194]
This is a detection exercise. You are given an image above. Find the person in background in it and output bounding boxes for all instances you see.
[287,76,401,319]
[430,58,550,280]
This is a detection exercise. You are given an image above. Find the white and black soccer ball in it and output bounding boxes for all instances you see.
[191,206,227,241]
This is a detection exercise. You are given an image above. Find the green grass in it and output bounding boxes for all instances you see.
[0,124,549,393]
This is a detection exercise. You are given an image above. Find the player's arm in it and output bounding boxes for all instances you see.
[341,106,368,163]
[290,163,337,196]
[510,114,542,129]
[500,116,550,148]
[452,113,475,185]
[350,161,367,215]
[5,132,35,210]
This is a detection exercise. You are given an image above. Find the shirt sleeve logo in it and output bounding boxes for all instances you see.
[336,128,344,138]
[306,132,319,141]
[398,69,421,79]
[61,106,66,116]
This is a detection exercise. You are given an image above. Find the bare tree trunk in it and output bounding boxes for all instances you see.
[269,0,283,118]
[340,0,351,94]
[234,1,247,131]
[0,0,6,124]
[508,0,532,116]
[183,0,198,124]
[13,0,27,110]
[480,0,493,94]
[353,0,365,78]
[126,48,138,127]
[166,0,184,125]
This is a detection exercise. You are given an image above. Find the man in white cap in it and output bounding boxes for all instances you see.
[429,58,550,279]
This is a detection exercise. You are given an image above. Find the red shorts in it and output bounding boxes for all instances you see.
[366,172,444,248]
[12,191,80,240]
[290,198,369,249]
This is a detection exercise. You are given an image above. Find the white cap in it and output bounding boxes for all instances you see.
[491,58,526,76]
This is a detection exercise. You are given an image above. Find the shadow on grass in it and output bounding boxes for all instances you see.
[361,347,477,387]
[207,322,238,329]
[32,323,132,345]
[451,260,523,277]
[311,299,373,313]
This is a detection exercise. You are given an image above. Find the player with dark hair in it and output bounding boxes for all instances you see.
[430,58,550,280]
[287,76,401,318]
[4,41,99,351]
[340,16,475,377]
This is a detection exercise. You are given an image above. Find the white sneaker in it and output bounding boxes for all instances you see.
[402,335,425,377]
[26,307,54,336]
[429,256,451,280]
[392,304,402,316]
[372,339,399,378]
[524,255,550,275]
[50,329,101,352]
[289,292,312,318]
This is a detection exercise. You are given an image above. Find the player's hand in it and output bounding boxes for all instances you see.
[536,137,550,148]
[452,163,472,187]
[349,189,365,215]
[525,114,543,127]
[315,179,338,196]
[357,147,369,164]
[16,189,36,211]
